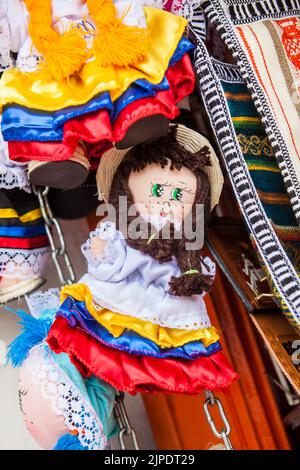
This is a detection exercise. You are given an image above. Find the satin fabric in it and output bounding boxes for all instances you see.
[2,79,169,142]
[60,284,220,349]
[1,93,113,142]
[8,90,180,162]
[47,316,238,394]
[1,37,194,142]
[0,224,46,237]
[0,207,42,224]
[0,234,49,249]
[57,296,222,360]
[2,51,194,144]
[0,8,187,112]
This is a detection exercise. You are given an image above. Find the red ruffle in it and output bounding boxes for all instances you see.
[112,90,180,142]
[0,235,49,249]
[47,317,238,395]
[8,54,195,163]
[166,53,195,103]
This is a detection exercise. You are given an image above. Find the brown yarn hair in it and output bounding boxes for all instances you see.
[108,127,214,296]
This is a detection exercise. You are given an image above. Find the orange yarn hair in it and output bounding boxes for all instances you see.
[87,0,150,68]
[24,0,88,80]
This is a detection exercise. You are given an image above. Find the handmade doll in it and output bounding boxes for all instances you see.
[7,291,118,450]
[47,125,237,398]
[0,0,193,189]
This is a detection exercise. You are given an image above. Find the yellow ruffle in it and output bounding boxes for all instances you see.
[0,8,187,112]
[60,284,220,349]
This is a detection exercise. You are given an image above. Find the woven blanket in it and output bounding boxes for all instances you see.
[222,80,300,274]
[202,0,300,227]
[190,30,300,331]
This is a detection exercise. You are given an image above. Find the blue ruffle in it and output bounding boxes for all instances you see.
[1,37,194,142]
[0,223,46,237]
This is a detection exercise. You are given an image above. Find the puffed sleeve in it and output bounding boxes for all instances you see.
[81,221,125,267]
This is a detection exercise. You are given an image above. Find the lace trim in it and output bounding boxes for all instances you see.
[0,163,31,192]
[81,221,120,266]
[26,343,107,450]
[91,296,212,329]
[25,288,61,319]
[0,247,50,279]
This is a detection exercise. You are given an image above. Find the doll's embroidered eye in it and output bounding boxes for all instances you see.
[151,183,164,197]
[171,188,183,201]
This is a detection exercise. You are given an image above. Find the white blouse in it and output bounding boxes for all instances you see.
[2,0,150,72]
[80,221,215,330]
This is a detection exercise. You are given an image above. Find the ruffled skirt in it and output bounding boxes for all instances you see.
[48,316,238,394]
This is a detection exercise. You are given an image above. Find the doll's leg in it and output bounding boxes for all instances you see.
[28,144,90,190]
[115,115,170,149]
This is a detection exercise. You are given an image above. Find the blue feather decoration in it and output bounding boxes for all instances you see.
[6,307,54,368]
[53,433,87,450]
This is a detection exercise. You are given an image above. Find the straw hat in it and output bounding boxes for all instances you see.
[96,124,224,211]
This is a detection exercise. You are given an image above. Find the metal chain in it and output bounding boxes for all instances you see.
[114,392,139,450]
[33,186,75,286]
[203,391,234,450]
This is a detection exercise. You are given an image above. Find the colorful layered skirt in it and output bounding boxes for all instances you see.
[46,284,238,395]
[0,8,195,164]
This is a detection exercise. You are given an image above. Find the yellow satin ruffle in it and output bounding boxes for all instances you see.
[0,8,187,112]
[60,284,220,349]
[0,208,42,223]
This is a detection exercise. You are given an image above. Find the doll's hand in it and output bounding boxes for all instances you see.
[90,237,107,258]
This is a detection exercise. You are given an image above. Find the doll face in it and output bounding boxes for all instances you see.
[128,160,197,228]
[19,358,68,449]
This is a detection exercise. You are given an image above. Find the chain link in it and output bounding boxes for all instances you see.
[203,391,234,450]
[114,392,139,450]
[33,186,76,286]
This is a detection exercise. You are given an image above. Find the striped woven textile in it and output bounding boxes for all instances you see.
[191,33,300,331]
[222,80,300,271]
[202,0,300,227]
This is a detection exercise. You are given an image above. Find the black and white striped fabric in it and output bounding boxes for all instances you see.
[201,0,300,226]
[224,0,300,25]
[190,31,300,331]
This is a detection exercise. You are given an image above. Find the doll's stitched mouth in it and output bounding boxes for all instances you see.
[160,210,168,217]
